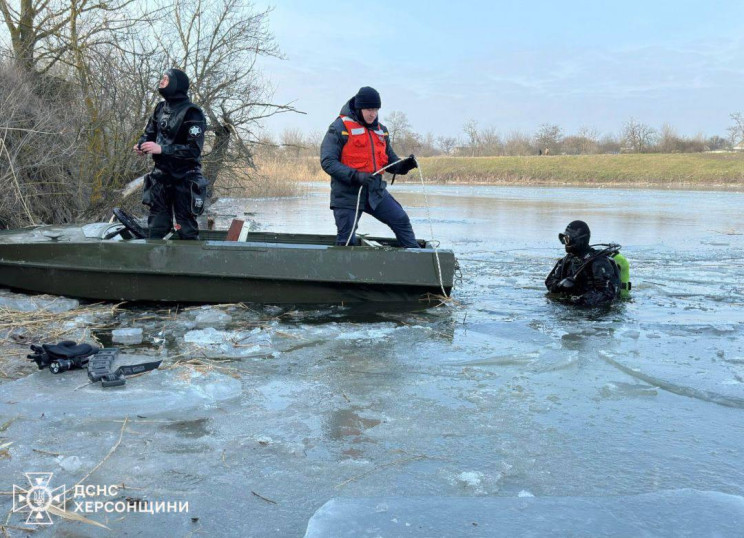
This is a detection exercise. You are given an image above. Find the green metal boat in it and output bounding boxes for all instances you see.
[0,214,456,304]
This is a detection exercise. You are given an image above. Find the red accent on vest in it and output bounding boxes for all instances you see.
[339,116,388,173]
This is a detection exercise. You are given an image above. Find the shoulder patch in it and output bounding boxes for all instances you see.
[188,125,203,137]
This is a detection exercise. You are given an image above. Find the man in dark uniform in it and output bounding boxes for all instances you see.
[134,68,207,239]
[545,220,620,306]
[320,86,419,247]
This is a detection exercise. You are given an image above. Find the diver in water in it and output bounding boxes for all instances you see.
[545,220,624,306]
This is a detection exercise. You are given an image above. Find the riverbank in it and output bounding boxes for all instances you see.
[257,153,744,191]
[407,153,744,188]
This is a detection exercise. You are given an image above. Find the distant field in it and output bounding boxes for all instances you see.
[406,153,744,188]
[254,153,744,193]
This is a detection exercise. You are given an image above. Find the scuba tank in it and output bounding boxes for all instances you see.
[610,250,631,298]
[598,244,631,299]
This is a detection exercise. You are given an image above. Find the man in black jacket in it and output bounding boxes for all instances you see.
[320,86,419,247]
[545,220,620,306]
[134,68,207,239]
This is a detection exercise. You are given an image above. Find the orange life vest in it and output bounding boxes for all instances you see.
[339,115,389,173]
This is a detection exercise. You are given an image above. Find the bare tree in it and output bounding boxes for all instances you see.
[534,123,563,155]
[384,110,411,148]
[503,131,532,156]
[479,126,503,156]
[280,127,305,157]
[154,0,300,189]
[707,135,728,151]
[598,133,621,154]
[622,118,656,153]
[727,112,744,148]
[463,119,479,156]
[0,0,138,73]
[436,136,457,155]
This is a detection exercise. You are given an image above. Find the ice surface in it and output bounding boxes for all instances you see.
[193,308,233,327]
[112,327,144,344]
[1,187,743,537]
[181,327,273,358]
[0,354,241,418]
[0,289,79,312]
[304,491,744,537]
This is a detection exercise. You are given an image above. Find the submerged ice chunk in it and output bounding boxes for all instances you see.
[193,309,233,327]
[182,327,272,358]
[304,490,744,537]
[112,327,144,345]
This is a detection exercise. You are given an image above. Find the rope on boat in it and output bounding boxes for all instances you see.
[346,158,449,298]
[413,161,448,298]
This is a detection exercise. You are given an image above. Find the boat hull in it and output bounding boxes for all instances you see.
[0,226,455,304]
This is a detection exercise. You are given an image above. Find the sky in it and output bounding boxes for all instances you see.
[255,0,744,141]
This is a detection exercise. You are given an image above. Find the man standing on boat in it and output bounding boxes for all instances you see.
[320,86,419,247]
[134,68,207,240]
[545,220,622,306]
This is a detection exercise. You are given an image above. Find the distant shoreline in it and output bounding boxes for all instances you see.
[392,154,744,190]
[260,153,744,195]
[393,178,744,191]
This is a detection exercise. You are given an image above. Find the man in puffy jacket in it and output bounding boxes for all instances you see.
[320,86,419,247]
[134,68,207,239]
[545,220,620,306]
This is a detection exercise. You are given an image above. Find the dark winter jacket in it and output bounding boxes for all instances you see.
[138,98,206,181]
[545,248,620,306]
[320,98,410,210]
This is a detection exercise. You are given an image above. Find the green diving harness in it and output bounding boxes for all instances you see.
[558,243,631,299]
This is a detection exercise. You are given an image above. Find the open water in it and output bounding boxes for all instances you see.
[1,183,743,536]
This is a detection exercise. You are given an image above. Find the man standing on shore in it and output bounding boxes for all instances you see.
[320,86,419,247]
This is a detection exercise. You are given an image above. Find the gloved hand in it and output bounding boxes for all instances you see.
[354,172,379,187]
[400,154,418,173]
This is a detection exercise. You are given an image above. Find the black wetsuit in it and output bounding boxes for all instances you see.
[545,248,620,306]
[138,69,206,240]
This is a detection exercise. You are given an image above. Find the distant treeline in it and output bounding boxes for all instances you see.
[256,113,744,160]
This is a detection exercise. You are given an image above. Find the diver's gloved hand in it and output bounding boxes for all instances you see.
[399,154,418,174]
[354,172,379,187]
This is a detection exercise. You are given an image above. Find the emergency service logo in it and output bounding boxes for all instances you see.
[12,472,66,525]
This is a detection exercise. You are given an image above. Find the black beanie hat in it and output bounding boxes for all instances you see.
[158,68,190,101]
[354,86,381,110]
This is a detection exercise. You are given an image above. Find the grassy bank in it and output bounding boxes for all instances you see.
[248,153,744,194]
[410,153,744,188]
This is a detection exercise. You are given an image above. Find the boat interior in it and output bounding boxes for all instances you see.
[106,212,430,249]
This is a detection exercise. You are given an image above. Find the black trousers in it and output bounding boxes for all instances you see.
[333,190,418,248]
[144,177,199,240]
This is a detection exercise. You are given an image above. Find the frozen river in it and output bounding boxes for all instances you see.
[1,183,743,536]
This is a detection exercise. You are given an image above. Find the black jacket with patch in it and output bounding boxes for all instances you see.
[138,99,206,181]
